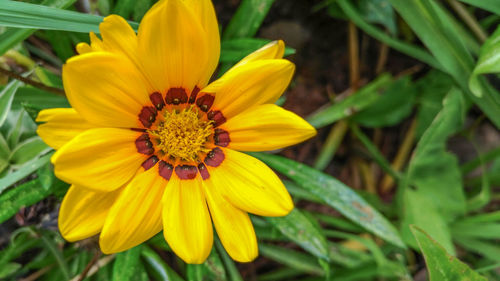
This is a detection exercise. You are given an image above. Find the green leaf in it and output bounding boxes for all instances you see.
[358,0,397,35]
[113,245,148,281]
[352,76,416,127]
[12,87,69,110]
[113,0,137,18]
[0,78,22,128]
[214,238,243,281]
[0,1,138,33]
[407,88,466,219]
[222,0,275,40]
[0,152,52,195]
[267,208,329,260]
[252,152,405,248]
[0,0,77,55]
[9,136,49,165]
[388,0,500,129]
[221,38,295,63]
[0,179,51,224]
[133,0,154,22]
[0,262,21,279]
[306,73,392,128]
[414,70,454,138]
[259,244,324,275]
[411,225,488,281]
[458,0,500,15]
[336,0,441,70]
[455,237,500,262]
[44,30,76,61]
[470,25,500,97]
[141,246,185,281]
[401,188,454,254]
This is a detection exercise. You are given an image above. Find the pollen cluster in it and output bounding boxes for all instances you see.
[149,106,213,161]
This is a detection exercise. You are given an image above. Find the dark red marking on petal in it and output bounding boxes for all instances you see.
[207,110,226,127]
[175,165,198,180]
[150,92,165,111]
[135,134,154,155]
[196,94,215,112]
[198,163,210,180]
[165,88,188,105]
[142,155,159,170]
[204,147,225,167]
[214,128,230,147]
[138,106,157,128]
[158,160,174,180]
[131,128,147,132]
[188,86,200,104]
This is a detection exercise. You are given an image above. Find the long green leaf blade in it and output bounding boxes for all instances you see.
[252,152,405,248]
[411,225,487,281]
[0,1,138,33]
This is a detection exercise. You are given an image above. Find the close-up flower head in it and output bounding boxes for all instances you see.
[36,0,316,263]
[1,0,498,279]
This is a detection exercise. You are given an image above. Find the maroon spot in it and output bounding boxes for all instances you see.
[207,110,226,127]
[188,86,200,104]
[196,94,215,112]
[204,147,225,167]
[131,128,147,132]
[158,160,174,180]
[138,106,157,128]
[135,134,154,155]
[214,128,230,147]
[175,165,198,180]
[142,155,159,170]
[150,92,165,110]
[165,88,188,105]
[198,163,210,180]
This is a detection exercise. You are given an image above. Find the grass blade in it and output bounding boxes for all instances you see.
[252,152,405,248]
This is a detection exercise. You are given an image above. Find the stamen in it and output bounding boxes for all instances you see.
[175,165,198,180]
[138,106,157,128]
[158,160,174,180]
[214,128,230,147]
[196,94,215,112]
[207,110,226,127]
[135,134,154,155]
[204,147,225,167]
[142,155,159,170]
[188,86,200,104]
[165,88,188,105]
[198,163,210,180]
[150,92,165,110]
[148,106,213,162]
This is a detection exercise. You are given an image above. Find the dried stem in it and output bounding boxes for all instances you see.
[0,67,65,96]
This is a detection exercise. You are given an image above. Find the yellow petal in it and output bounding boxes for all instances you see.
[209,148,293,217]
[76,42,92,54]
[52,128,146,191]
[231,40,285,69]
[59,185,121,242]
[89,32,105,51]
[63,52,152,128]
[162,175,213,264]
[182,0,220,87]
[98,15,138,63]
[202,59,295,119]
[222,104,316,151]
[100,168,166,253]
[36,108,94,149]
[204,177,258,262]
[137,0,217,92]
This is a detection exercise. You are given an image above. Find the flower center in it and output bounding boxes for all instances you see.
[148,106,213,162]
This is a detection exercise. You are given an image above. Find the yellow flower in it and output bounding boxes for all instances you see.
[36,0,316,263]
